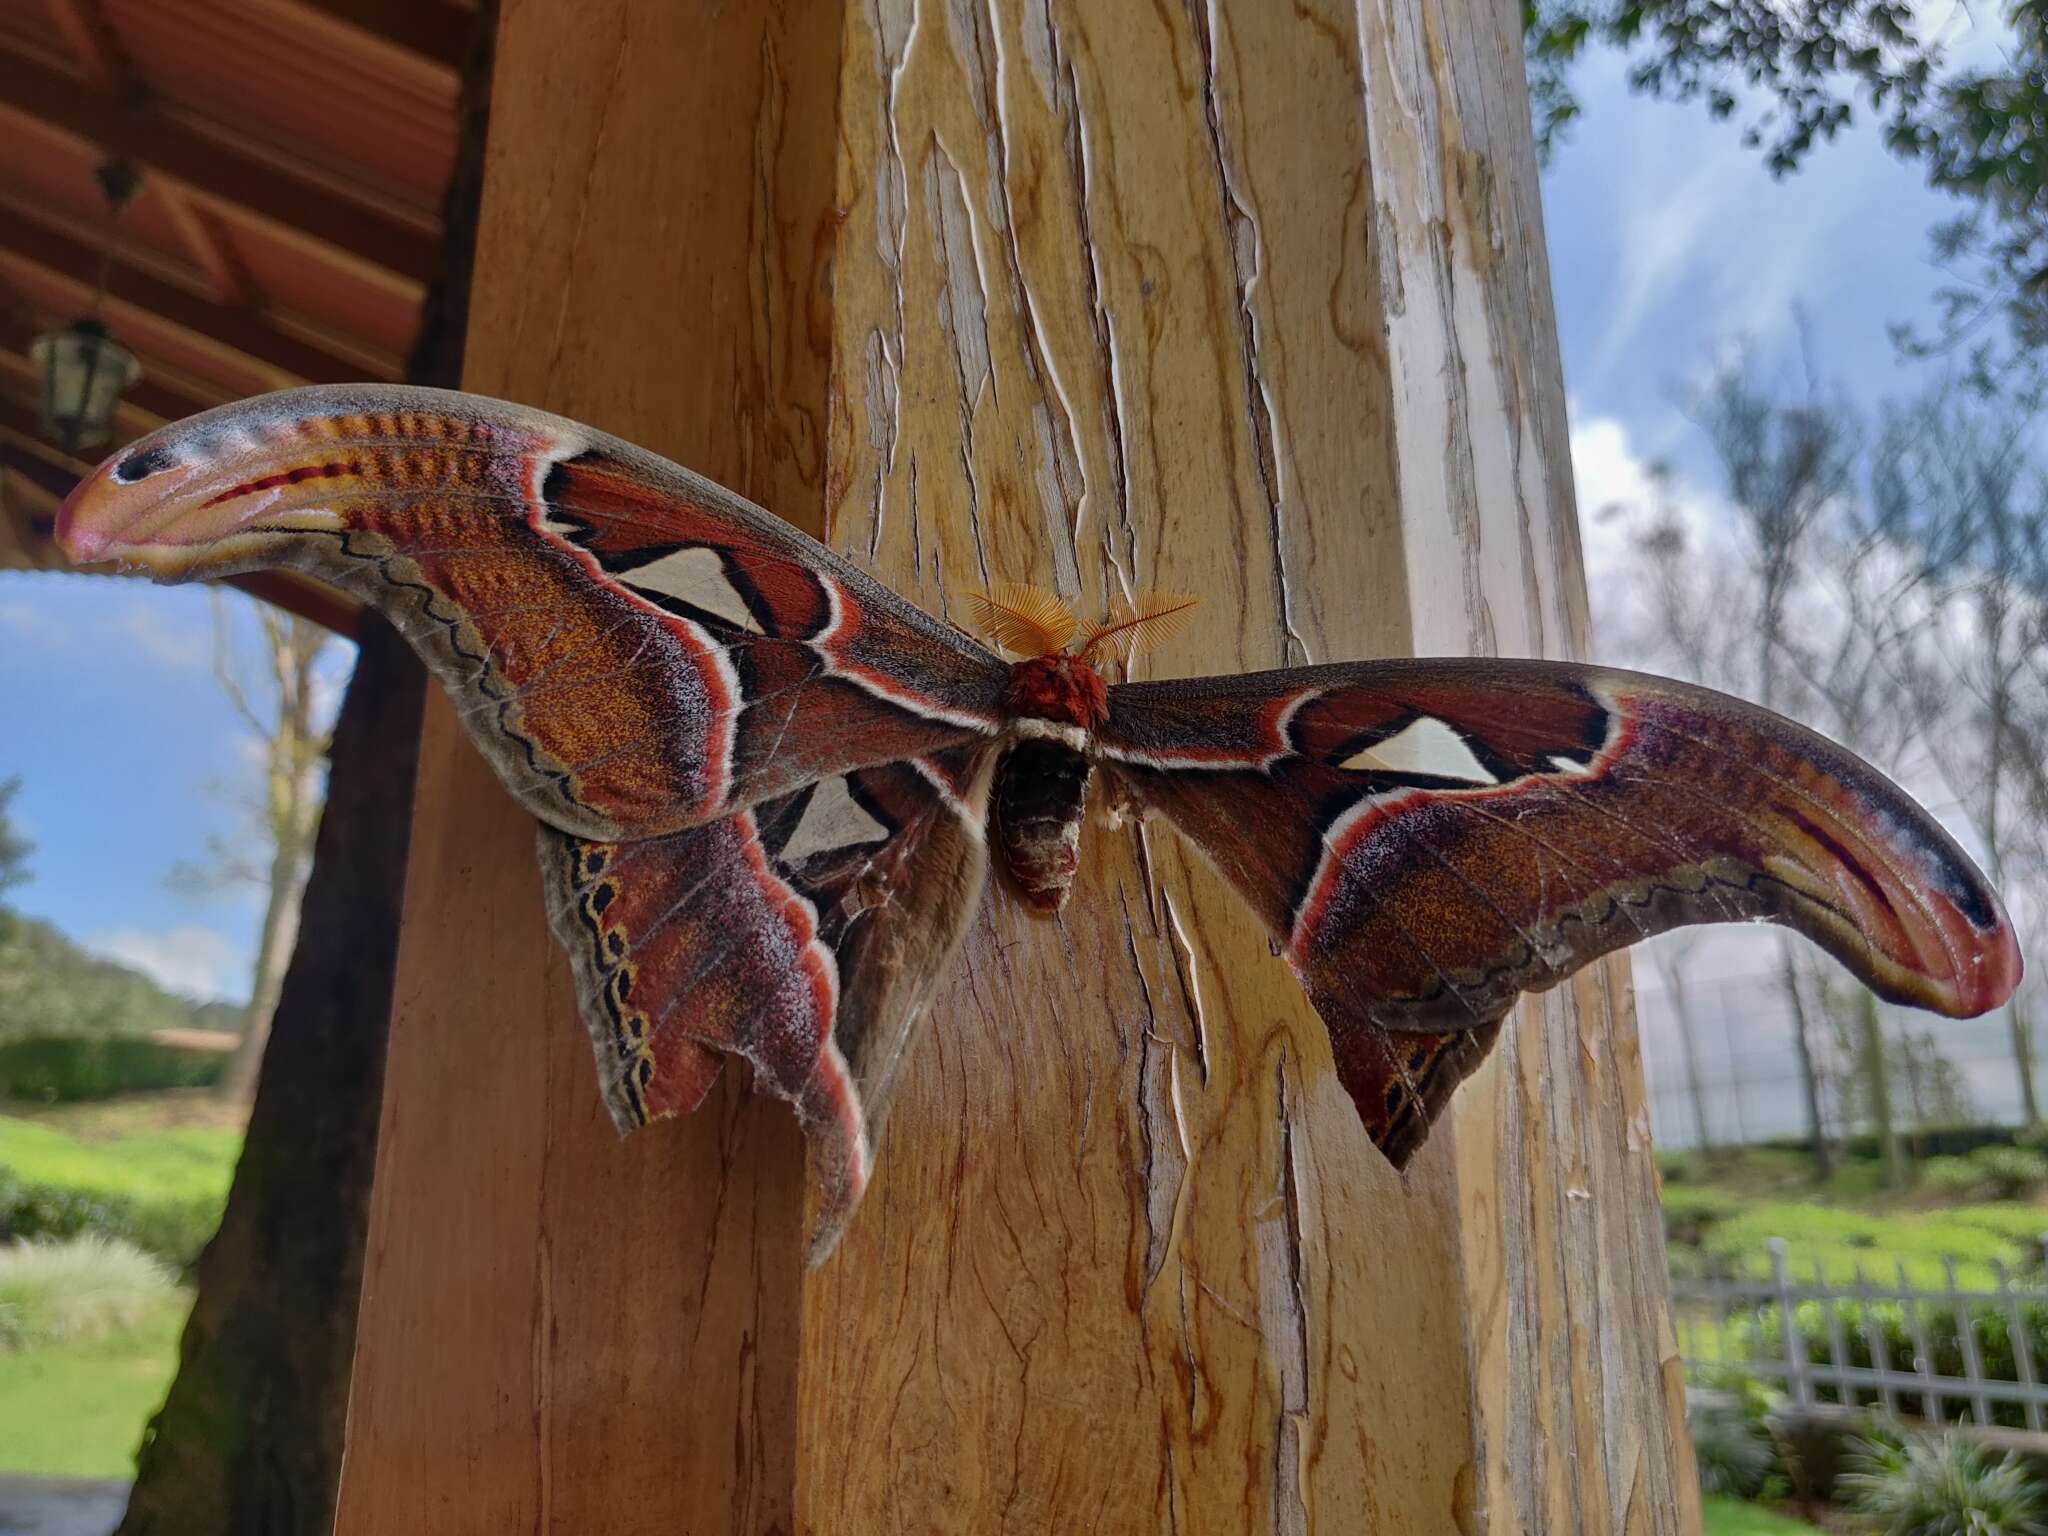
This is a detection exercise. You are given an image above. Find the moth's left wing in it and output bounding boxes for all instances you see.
[57,384,1009,841]
[1099,658,2021,1165]
[544,744,994,1261]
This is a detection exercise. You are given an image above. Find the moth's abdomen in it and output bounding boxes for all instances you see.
[994,736,1092,912]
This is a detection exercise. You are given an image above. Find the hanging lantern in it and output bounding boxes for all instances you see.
[33,159,143,457]
[31,317,140,456]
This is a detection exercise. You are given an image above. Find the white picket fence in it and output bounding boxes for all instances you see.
[1670,1236,2048,1429]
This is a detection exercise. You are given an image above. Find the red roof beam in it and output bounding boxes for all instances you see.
[0,46,438,284]
[0,197,379,385]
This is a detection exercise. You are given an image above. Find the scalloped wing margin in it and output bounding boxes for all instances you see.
[540,745,993,1261]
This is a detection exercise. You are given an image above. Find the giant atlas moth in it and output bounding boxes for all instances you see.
[58,385,2023,1260]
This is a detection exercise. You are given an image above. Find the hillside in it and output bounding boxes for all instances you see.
[0,913,241,1042]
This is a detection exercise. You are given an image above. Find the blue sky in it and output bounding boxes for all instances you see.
[0,45,2007,1038]
[1548,41,1992,492]
[0,573,351,1001]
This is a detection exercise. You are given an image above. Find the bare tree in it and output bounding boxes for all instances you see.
[1875,385,2048,1127]
[1649,933,1717,1157]
[1616,354,1865,1178]
[199,598,334,1101]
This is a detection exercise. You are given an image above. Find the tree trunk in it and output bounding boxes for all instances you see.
[110,8,494,1531]
[222,834,309,1103]
[333,1,1696,1530]
[1858,990,1905,1191]
[1783,944,1835,1180]
[113,618,424,1536]
[2009,997,2040,1129]
[1655,944,1715,1157]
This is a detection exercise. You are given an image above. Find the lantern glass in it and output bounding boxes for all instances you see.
[30,318,141,455]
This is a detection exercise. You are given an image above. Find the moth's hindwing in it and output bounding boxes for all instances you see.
[540,744,994,1259]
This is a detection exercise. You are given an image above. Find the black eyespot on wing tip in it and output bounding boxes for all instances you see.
[112,443,177,485]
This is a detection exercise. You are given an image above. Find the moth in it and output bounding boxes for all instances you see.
[58,384,2023,1259]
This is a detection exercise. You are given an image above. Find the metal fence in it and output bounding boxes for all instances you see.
[1671,1237,2048,1429]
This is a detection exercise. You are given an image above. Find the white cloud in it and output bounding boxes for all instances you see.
[116,602,207,670]
[87,924,249,1004]
[0,596,66,645]
[1569,408,1733,599]
[1570,413,1663,518]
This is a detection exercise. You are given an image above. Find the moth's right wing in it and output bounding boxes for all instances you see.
[1100,658,2021,1167]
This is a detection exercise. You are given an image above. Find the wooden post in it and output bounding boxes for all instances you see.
[334,0,1698,1531]
[333,2,837,1528]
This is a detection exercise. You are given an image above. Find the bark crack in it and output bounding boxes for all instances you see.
[1257,1052,1311,1536]
[1188,0,1308,666]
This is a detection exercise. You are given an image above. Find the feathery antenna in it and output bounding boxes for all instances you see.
[965,583,1079,658]
[1077,591,1199,663]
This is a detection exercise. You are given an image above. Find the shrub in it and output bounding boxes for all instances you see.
[0,1035,228,1102]
[0,1117,235,1274]
[1663,1186,1742,1246]
[1693,1365,1781,1426]
[1922,1156,1989,1197]
[0,1166,222,1274]
[1971,1146,2048,1200]
[1842,1431,2048,1536]
[1659,1149,1700,1185]
[0,1234,175,1350]
[1702,1201,2034,1288]
[1688,1386,1777,1498]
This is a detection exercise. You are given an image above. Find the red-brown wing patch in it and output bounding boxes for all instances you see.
[541,744,994,1258]
[1103,657,2020,1168]
[57,385,1010,842]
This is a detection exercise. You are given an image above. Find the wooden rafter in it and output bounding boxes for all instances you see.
[0,47,438,284]
[42,0,129,94]
[0,406,85,499]
[0,198,377,385]
[280,0,474,71]
[154,187,252,307]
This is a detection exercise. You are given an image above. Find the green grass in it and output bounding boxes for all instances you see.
[0,1115,239,1207]
[1697,1199,2048,1288]
[0,1294,185,1478]
[0,1101,234,1478]
[1699,1496,1825,1535]
[0,1108,243,1270]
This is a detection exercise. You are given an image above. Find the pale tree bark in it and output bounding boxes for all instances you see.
[213,607,330,1103]
[334,1,1694,1531]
